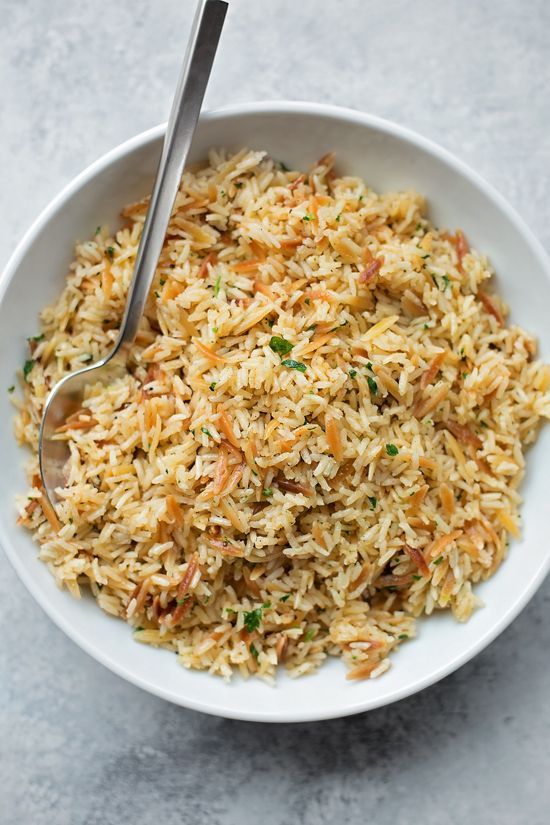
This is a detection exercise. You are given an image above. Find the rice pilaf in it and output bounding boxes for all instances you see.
[14,148,550,682]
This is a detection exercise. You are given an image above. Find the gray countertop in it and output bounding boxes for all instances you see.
[1,1,549,822]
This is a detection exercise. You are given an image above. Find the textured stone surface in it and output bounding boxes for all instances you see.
[1,1,550,822]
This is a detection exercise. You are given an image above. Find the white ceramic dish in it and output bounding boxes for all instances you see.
[1,101,549,722]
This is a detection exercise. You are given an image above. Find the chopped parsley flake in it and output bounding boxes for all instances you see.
[366,362,374,371]
[23,360,35,381]
[7,385,15,393]
[433,556,444,565]
[262,488,273,497]
[159,278,166,286]
[279,594,291,602]
[209,382,217,392]
[412,575,422,581]
[201,427,211,437]
[213,274,222,297]
[368,496,377,510]
[250,642,259,659]
[480,421,488,428]
[349,369,357,378]
[335,214,341,222]
[106,246,115,260]
[235,182,243,189]
[94,226,101,236]
[176,596,189,605]
[442,275,451,290]
[269,336,294,356]
[423,323,430,330]
[367,376,378,394]
[281,359,306,372]
[398,633,409,640]
[304,629,315,642]
[305,298,310,306]
[134,626,144,632]
[385,443,399,456]
[243,607,263,633]
[302,213,315,222]
[267,318,275,327]
[29,333,45,343]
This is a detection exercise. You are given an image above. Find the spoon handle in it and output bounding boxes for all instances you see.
[117,0,227,350]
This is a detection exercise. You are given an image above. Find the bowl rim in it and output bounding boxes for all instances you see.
[2,99,550,722]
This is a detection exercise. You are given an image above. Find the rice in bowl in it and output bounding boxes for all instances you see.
[14,148,550,682]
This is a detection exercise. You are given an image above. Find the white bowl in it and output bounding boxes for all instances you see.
[1,102,549,722]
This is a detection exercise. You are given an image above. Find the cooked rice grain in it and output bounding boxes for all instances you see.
[14,148,550,683]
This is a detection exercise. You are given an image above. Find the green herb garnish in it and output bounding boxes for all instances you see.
[29,333,45,343]
[302,213,315,222]
[368,496,377,510]
[23,360,35,381]
[335,214,341,222]
[250,642,259,659]
[433,556,444,565]
[385,443,399,456]
[243,607,263,633]
[262,488,273,497]
[367,376,378,394]
[201,427,211,437]
[412,575,422,581]
[159,278,166,286]
[304,628,315,642]
[349,369,357,378]
[269,335,294,356]
[279,594,291,602]
[235,182,243,189]
[7,385,15,394]
[209,382,217,391]
[442,275,451,290]
[281,359,306,372]
[398,633,409,640]
[106,246,115,260]
[213,274,222,297]
[94,226,101,236]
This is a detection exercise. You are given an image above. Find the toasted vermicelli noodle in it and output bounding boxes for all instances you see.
[14,148,550,682]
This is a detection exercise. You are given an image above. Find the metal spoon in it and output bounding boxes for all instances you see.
[39,0,227,507]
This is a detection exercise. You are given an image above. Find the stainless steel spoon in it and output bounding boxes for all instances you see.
[39,0,227,507]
